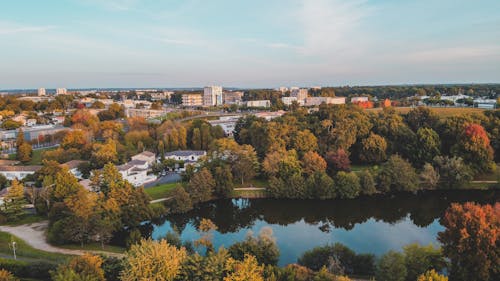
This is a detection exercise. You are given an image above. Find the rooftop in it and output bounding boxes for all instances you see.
[164,150,206,157]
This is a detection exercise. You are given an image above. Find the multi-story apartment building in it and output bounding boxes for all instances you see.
[223,91,243,105]
[290,88,308,101]
[182,94,203,107]
[203,86,223,106]
[38,88,46,96]
[56,88,67,95]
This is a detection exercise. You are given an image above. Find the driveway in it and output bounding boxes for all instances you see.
[144,172,181,188]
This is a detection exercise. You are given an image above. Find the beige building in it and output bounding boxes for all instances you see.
[246,100,271,108]
[38,88,46,96]
[203,86,223,106]
[182,94,203,107]
[223,91,243,104]
[56,88,67,95]
[126,108,166,119]
[305,97,346,106]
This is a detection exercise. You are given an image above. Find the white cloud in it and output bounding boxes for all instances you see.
[0,22,55,35]
[404,45,500,62]
[294,0,372,55]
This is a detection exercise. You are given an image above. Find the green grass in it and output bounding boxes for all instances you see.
[231,189,268,198]
[0,231,69,262]
[145,182,178,200]
[3,215,46,226]
[8,147,56,165]
[58,243,126,254]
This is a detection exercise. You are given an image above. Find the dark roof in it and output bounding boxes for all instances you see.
[0,165,42,172]
[128,159,147,166]
[0,160,20,166]
[133,151,155,158]
[164,150,206,157]
[61,160,87,170]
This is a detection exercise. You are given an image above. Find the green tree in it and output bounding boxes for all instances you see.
[165,186,193,214]
[377,155,419,192]
[17,142,32,163]
[405,106,439,132]
[228,227,280,266]
[306,171,335,199]
[420,163,440,189]
[334,172,360,199]
[433,156,472,189]
[403,243,446,281]
[359,132,387,164]
[214,165,234,197]
[2,179,27,221]
[415,128,441,167]
[358,170,377,195]
[186,168,215,204]
[192,128,202,150]
[376,251,407,281]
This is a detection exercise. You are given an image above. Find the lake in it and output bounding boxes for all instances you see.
[151,190,499,266]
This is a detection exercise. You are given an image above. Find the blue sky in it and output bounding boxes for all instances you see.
[1,0,499,88]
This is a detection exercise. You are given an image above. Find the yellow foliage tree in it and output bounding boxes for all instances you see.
[3,179,27,221]
[417,270,448,281]
[224,254,264,281]
[121,238,187,281]
[0,269,18,281]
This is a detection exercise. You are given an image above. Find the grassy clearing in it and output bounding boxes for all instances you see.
[145,182,178,200]
[0,231,69,262]
[58,243,126,254]
[8,147,56,165]
[232,189,268,198]
[3,215,46,226]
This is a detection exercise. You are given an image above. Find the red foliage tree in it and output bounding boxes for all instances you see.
[438,202,499,281]
[325,149,351,174]
[465,123,491,147]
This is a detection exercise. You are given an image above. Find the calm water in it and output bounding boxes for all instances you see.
[150,190,499,266]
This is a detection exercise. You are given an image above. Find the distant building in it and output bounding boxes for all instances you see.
[126,108,166,119]
[382,99,392,108]
[246,100,271,108]
[282,96,298,106]
[304,97,345,106]
[38,88,46,96]
[254,110,286,120]
[291,88,308,101]
[131,151,156,165]
[0,125,68,142]
[223,91,243,105]
[61,160,87,179]
[203,86,223,106]
[277,87,288,93]
[208,116,240,136]
[26,119,37,127]
[0,165,42,180]
[56,88,67,95]
[474,98,497,109]
[164,150,206,162]
[182,94,203,107]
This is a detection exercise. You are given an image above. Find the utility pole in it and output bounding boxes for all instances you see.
[9,239,17,260]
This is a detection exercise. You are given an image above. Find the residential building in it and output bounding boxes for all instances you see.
[0,165,42,180]
[61,160,87,179]
[182,94,203,107]
[126,108,166,119]
[151,91,173,101]
[164,150,206,162]
[291,88,308,101]
[304,97,346,106]
[208,116,240,136]
[131,151,156,165]
[277,87,288,93]
[117,160,156,187]
[474,98,497,109]
[246,100,271,108]
[56,88,67,95]
[26,119,37,127]
[203,86,223,106]
[223,91,243,105]
[254,110,286,120]
[38,88,46,96]
[0,125,69,142]
[282,96,298,106]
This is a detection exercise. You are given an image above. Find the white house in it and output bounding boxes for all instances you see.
[0,165,42,180]
[131,151,156,165]
[61,160,87,179]
[117,159,156,187]
[164,150,206,162]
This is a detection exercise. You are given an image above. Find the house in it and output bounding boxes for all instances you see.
[117,159,157,187]
[164,150,206,162]
[0,165,42,180]
[131,151,156,165]
[61,160,87,179]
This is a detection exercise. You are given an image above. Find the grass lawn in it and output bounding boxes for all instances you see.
[59,243,126,254]
[3,214,46,226]
[232,189,268,198]
[0,231,69,262]
[9,147,56,165]
[145,182,178,200]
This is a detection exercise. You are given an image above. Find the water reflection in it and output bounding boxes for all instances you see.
[150,190,498,265]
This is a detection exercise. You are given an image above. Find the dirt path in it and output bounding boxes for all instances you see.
[0,221,123,257]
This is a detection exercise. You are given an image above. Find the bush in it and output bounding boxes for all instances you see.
[376,251,407,281]
[0,258,56,280]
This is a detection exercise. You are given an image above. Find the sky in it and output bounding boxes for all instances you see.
[1,0,499,89]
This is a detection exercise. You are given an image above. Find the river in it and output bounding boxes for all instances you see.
[150,189,498,266]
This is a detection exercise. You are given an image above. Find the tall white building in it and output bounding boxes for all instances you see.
[56,88,67,95]
[203,86,223,106]
[37,88,46,96]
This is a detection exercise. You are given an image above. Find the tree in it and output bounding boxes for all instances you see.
[326,149,351,174]
[192,128,202,150]
[121,239,187,281]
[52,169,82,202]
[403,243,446,281]
[52,254,105,281]
[405,106,439,132]
[0,269,18,281]
[377,155,419,192]
[2,179,27,221]
[438,202,499,281]
[417,270,448,281]
[195,218,218,254]
[224,254,264,281]
[214,165,234,197]
[358,170,377,195]
[0,174,8,190]
[64,187,98,246]
[306,171,335,199]
[433,156,472,189]
[376,251,407,281]
[17,142,32,163]
[231,145,259,185]
[420,163,440,189]
[186,168,215,204]
[165,186,193,214]
[61,130,88,150]
[228,227,280,266]
[91,139,118,168]
[359,133,387,164]
[292,129,318,156]
[415,128,441,167]
[302,151,327,176]
[263,150,299,177]
[334,172,360,199]
[452,123,495,173]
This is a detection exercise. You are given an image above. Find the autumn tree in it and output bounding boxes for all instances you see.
[0,269,18,281]
[326,149,351,174]
[302,151,327,176]
[224,254,264,281]
[61,130,88,150]
[403,243,446,281]
[452,123,495,173]
[417,270,448,281]
[291,129,318,156]
[165,186,193,214]
[2,179,27,221]
[52,254,105,281]
[91,139,118,168]
[228,227,280,266]
[438,202,499,281]
[359,132,387,164]
[186,168,215,204]
[64,187,98,246]
[334,172,361,199]
[377,155,419,192]
[17,142,32,163]
[121,239,187,281]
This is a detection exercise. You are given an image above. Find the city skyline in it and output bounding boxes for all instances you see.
[1,0,500,89]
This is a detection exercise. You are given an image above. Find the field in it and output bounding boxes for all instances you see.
[9,147,56,165]
[144,182,178,200]
[366,106,492,117]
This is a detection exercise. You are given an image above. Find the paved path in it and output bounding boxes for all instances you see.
[150,197,172,204]
[233,187,267,191]
[0,221,122,257]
